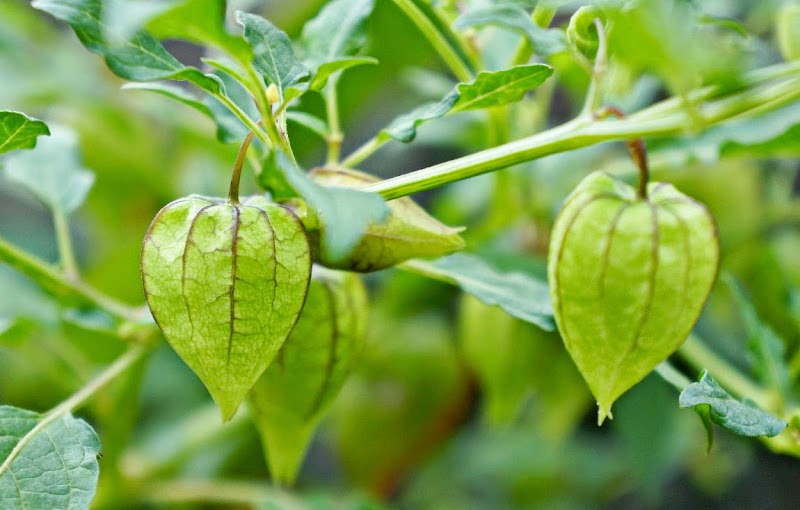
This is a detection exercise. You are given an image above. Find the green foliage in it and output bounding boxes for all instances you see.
[679,371,787,438]
[0,406,101,510]
[0,112,49,154]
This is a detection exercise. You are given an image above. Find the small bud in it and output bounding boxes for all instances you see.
[266,83,281,105]
[567,5,605,61]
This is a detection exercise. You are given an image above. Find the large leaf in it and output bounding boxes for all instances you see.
[271,153,389,264]
[4,126,94,215]
[236,12,309,100]
[679,371,787,438]
[0,112,49,155]
[31,0,220,92]
[452,64,553,112]
[725,276,791,394]
[453,4,567,56]
[0,406,101,510]
[404,253,554,331]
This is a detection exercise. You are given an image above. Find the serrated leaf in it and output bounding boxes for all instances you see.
[309,57,378,91]
[379,91,460,143]
[249,268,368,485]
[286,111,328,138]
[32,0,221,92]
[453,4,567,56]
[301,0,375,82]
[679,371,787,438]
[0,111,50,154]
[724,276,791,394]
[310,168,465,271]
[4,126,94,215]
[452,64,553,112]
[405,253,554,331]
[271,154,389,263]
[0,406,101,510]
[236,11,309,100]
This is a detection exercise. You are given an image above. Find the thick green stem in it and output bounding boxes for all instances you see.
[0,235,138,321]
[362,74,800,200]
[391,0,473,82]
[0,344,150,477]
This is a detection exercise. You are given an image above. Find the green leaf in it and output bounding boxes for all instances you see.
[248,268,368,485]
[380,91,460,143]
[32,0,221,92]
[203,69,261,143]
[146,0,251,61]
[310,168,465,271]
[453,4,567,56]
[4,126,94,215]
[101,0,179,44]
[406,253,554,331]
[122,82,214,118]
[308,57,378,91]
[301,0,375,74]
[679,371,787,438]
[724,275,791,394]
[0,111,50,154]
[452,64,553,112]
[285,111,329,139]
[0,406,101,510]
[141,195,312,420]
[236,11,309,100]
[272,153,389,263]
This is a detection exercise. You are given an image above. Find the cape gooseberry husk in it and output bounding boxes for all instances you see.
[548,172,719,424]
[309,168,465,272]
[248,266,368,485]
[141,195,311,421]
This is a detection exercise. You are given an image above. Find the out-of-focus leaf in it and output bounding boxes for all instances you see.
[102,0,179,44]
[777,2,800,61]
[452,64,553,111]
[4,126,94,215]
[453,4,567,56]
[203,70,261,143]
[0,112,50,155]
[379,91,460,143]
[308,57,378,91]
[301,0,375,71]
[606,0,743,94]
[271,153,389,263]
[62,308,118,335]
[237,12,309,100]
[0,406,101,510]
[679,371,787,438]
[724,275,791,394]
[32,0,221,92]
[404,253,554,331]
[286,111,329,138]
[147,0,250,60]
[402,0,476,76]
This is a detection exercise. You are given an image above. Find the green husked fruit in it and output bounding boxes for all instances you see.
[141,195,311,421]
[248,267,367,485]
[309,168,465,272]
[548,172,719,424]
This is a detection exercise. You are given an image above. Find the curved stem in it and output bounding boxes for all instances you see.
[53,207,79,280]
[229,130,256,204]
[0,235,140,321]
[391,0,474,82]
[580,18,608,118]
[0,344,150,477]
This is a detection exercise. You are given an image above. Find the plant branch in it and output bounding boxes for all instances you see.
[53,207,79,280]
[211,91,272,148]
[655,361,692,392]
[0,235,139,321]
[0,343,150,477]
[510,1,558,66]
[391,0,474,82]
[138,480,303,509]
[580,18,608,118]
[326,74,344,165]
[361,73,800,200]
[229,130,256,203]
[341,136,384,168]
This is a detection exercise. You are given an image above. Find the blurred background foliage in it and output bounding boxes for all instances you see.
[0,0,799,508]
